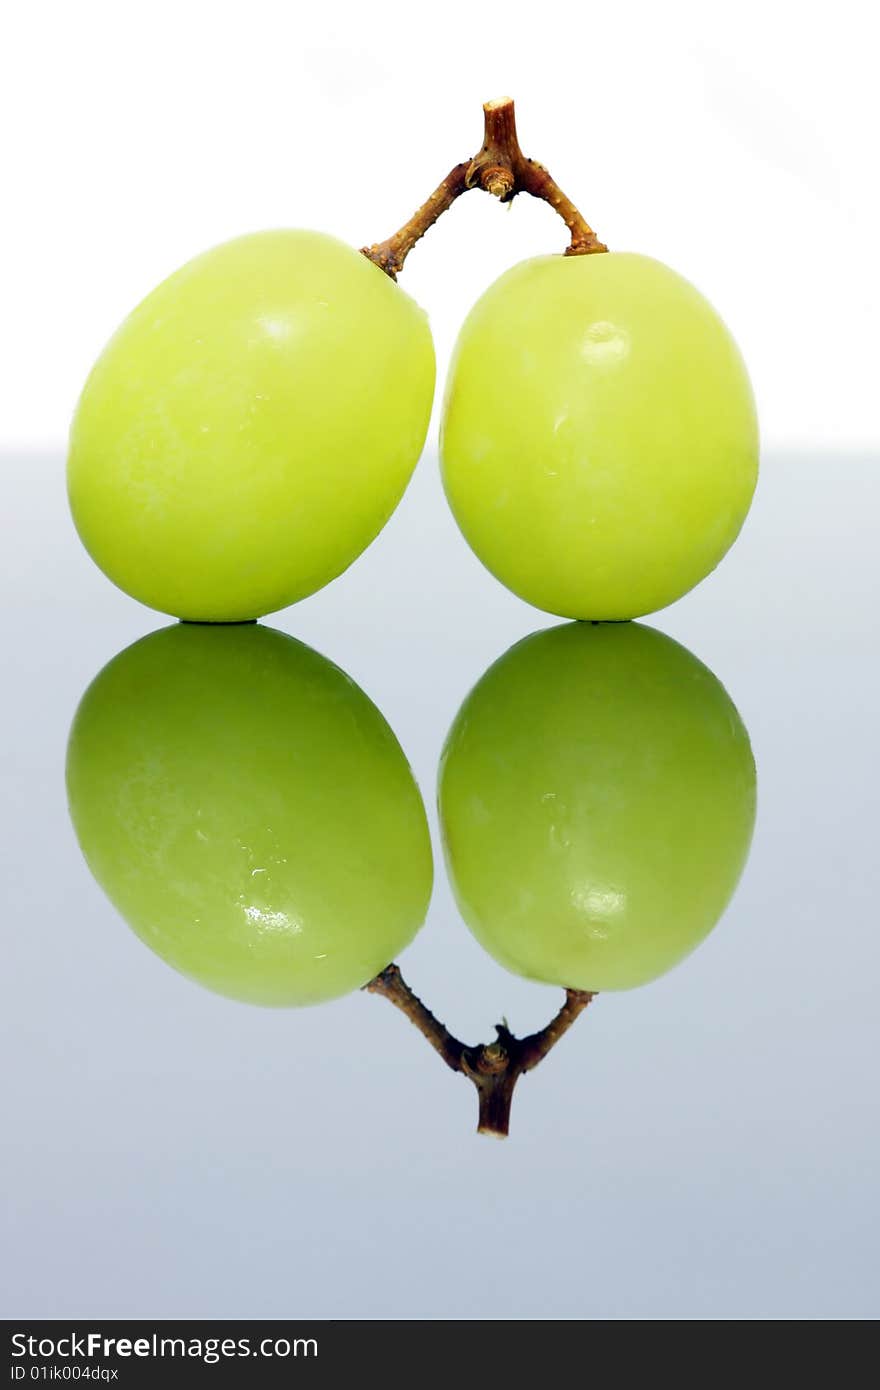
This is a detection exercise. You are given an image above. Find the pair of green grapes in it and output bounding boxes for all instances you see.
[67,621,756,1006]
[67,226,758,622]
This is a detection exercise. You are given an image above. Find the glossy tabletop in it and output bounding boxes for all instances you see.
[2,449,878,1320]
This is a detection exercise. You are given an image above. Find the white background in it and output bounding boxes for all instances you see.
[2,0,877,451]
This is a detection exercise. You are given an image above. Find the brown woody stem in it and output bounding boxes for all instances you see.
[361,97,607,279]
[364,963,595,1137]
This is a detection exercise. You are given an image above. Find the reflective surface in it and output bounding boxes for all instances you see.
[2,450,879,1319]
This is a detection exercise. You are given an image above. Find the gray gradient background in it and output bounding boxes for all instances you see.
[1,450,878,1320]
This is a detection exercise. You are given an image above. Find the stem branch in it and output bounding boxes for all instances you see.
[362,97,606,279]
[365,964,464,1073]
[365,963,595,1137]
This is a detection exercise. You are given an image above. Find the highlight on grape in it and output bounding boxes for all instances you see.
[67,96,757,623]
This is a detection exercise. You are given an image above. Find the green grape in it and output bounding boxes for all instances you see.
[438,621,755,992]
[68,230,435,622]
[66,623,433,1005]
[441,252,758,619]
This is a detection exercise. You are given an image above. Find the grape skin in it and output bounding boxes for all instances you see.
[441,252,758,619]
[68,230,435,622]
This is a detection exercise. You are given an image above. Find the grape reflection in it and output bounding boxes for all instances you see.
[66,622,433,1006]
[367,621,757,1137]
[66,618,757,1139]
[438,620,757,993]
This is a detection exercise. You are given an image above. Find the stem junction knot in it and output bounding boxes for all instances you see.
[362,96,607,279]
